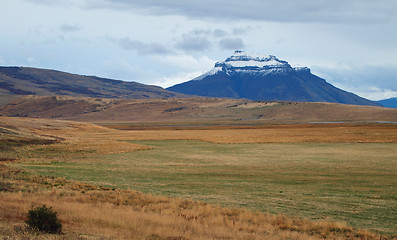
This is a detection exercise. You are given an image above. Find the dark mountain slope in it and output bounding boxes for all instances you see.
[0,66,184,99]
[168,51,379,106]
[377,97,397,108]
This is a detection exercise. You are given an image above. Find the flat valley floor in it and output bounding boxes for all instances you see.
[1,117,396,239]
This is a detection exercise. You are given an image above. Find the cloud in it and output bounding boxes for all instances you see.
[313,65,397,100]
[176,35,212,52]
[152,71,204,88]
[60,24,81,32]
[219,38,245,50]
[232,27,253,35]
[213,29,228,38]
[354,87,397,101]
[23,0,84,8]
[117,37,172,55]
[149,54,215,87]
[84,0,397,24]
[27,57,37,63]
[175,28,247,52]
[151,54,215,72]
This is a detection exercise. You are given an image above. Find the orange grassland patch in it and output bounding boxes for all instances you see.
[2,117,397,156]
[110,123,397,144]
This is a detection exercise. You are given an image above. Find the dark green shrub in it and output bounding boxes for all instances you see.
[25,205,62,234]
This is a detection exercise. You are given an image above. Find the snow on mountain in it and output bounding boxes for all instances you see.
[224,51,290,68]
[196,50,297,79]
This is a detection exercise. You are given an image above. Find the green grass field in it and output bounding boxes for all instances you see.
[15,140,397,234]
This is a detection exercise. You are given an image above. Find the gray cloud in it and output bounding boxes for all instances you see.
[176,35,212,52]
[60,24,81,32]
[175,28,245,52]
[189,28,229,38]
[118,37,172,55]
[232,27,253,36]
[84,0,397,24]
[212,29,228,38]
[313,65,397,100]
[219,38,245,50]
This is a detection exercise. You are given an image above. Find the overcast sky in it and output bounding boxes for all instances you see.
[2,0,397,100]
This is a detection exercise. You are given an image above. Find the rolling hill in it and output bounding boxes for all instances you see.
[1,95,396,123]
[0,66,184,99]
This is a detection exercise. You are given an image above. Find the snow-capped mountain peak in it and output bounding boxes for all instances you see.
[223,50,290,69]
[195,51,296,80]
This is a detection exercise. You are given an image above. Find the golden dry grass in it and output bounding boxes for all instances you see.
[0,165,389,240]
[107,123,397,144]
[3,117,397,148]
[1,117,397,239]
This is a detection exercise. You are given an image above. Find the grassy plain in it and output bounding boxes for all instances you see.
[1,117,397,239]
[16,140,397,234]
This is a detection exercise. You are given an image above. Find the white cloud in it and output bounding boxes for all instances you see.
[355,88,397,101]
[337,85,397,101]
[149,54,216,87]
[152,71,204,88]
[27,57,37,64]
[151,54,215,72]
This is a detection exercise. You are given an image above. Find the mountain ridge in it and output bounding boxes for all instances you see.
[0,66,184,99]
[377,97,397,108]
[167,51,380,106]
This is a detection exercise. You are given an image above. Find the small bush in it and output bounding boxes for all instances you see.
[25,205,62,234]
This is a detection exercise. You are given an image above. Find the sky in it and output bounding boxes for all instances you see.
[1,0,397,100]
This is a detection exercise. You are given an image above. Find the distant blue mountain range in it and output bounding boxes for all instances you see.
[377,97,397,108]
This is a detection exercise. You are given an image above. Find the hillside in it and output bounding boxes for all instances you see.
[0,66,184,99]
[378,97,397,108]
[1,95,396,123]
[168,51,380,106]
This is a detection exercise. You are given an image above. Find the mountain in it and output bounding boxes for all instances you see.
[377,97,397,108]
[167,51,380,106]
[0,66,184,99]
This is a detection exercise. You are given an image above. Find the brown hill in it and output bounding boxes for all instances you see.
[0,66,184,99]
[1,95,396,124]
